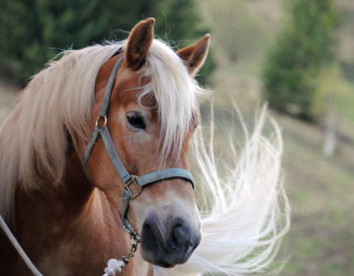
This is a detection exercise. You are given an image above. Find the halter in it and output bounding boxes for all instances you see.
[82,50,194,235]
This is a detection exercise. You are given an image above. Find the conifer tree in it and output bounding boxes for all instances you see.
[262,0,339,120]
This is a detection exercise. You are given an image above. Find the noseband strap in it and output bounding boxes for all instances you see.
[83,51,194,233]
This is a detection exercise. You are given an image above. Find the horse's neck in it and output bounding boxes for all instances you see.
[4,152,136,275]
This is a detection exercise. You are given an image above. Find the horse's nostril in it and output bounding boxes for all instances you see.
[167,221,197,254]
[168,224,183,251]
[172,224,187,249]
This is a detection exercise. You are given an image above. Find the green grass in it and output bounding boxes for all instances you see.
[277,113,354,275]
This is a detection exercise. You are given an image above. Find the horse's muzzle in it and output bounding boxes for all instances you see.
[140,212,201,267]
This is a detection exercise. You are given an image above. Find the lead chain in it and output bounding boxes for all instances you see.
[120,232,141,268]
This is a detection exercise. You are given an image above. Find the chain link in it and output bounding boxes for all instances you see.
[120,231,141,268]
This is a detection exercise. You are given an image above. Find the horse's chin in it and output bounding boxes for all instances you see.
[140,242,193,268]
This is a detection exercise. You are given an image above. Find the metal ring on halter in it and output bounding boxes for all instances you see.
[96,115,108,129]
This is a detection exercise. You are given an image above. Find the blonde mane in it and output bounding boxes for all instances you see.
[0,40,200,219]
[140,40,203,159]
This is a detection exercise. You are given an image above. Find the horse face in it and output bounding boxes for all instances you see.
[118,95,200,268]
[86,18,210,267]
[95,64,201,267]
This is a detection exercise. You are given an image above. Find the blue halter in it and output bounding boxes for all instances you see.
[82,51,194,233]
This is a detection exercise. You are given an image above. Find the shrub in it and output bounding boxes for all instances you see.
[262,0,339,120]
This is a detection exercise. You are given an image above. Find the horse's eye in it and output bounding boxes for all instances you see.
[126,112,146,130]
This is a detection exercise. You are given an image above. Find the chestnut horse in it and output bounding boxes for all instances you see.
[0,18,290,276]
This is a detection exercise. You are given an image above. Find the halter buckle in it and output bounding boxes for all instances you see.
[124,175,142,199]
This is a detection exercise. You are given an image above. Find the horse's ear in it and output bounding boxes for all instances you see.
[177,34,210,77]
[125,18,155,70]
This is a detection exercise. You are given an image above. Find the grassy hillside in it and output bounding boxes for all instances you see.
[277,112,354,275]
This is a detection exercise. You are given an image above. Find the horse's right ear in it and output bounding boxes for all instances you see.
[125,18,155,70]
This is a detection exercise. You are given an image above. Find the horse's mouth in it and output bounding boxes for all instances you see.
[140,215,200,267]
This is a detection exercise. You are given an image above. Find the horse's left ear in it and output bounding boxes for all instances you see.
[125,18,155,70]
[177,34,210,77]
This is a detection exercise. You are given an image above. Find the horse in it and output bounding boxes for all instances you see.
[0,18,290,276]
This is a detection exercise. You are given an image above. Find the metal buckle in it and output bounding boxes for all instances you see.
[124,175,142,199]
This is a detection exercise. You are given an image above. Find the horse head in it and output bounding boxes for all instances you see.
[82,18,210,268]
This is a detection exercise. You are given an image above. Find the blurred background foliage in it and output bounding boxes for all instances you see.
[1,0,354,275]
[0,0,214,84]
[263,0,339,121]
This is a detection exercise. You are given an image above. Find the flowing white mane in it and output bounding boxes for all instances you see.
[0,40,200,219]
